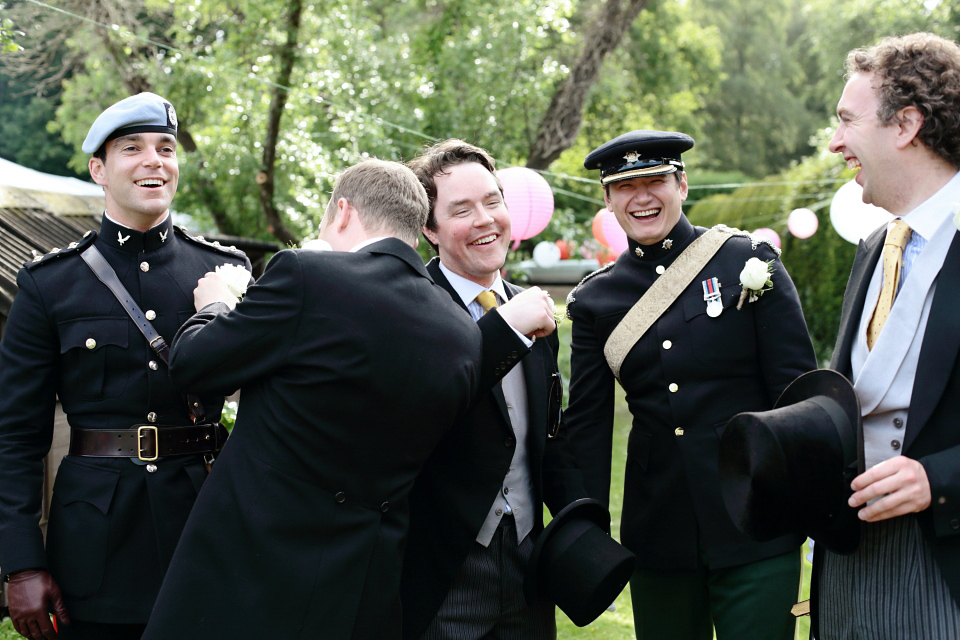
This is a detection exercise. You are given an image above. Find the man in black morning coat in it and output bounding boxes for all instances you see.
[563,131,818,640]
[814,33,960,638]
[142,159,527,640]
[401,139,586,640]
[0,93,250,640]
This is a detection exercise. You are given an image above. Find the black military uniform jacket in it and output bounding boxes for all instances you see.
[564,215,817,571]
[0,214,250,622]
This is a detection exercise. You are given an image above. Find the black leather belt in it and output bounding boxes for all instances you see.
[69,424,228,461]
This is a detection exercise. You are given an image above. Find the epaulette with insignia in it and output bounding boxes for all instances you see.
[23,230,97,269]
[565,262,615,317]
[174,226,245,258]
[711,223,782,257]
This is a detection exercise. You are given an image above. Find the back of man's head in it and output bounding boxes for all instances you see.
[406,139,500,237]
[324,159,428,244]
[846,32,960,168]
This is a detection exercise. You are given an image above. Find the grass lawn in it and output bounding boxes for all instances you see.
[0,305,811,640]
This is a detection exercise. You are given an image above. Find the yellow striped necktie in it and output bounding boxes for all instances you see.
[867,219,912,350]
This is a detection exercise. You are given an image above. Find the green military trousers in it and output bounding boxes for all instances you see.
[630,548,801,640]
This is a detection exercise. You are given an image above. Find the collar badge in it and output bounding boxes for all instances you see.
[634,246,644,258]
[117,231,130,246]
[662,238,673,250]
[160,230,168,243]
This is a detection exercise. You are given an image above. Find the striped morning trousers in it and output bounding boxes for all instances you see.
[818,515,960,639]
[418,515,555,640]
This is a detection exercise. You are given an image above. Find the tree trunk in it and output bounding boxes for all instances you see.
[257,0,302,247]
[526,0,649,170]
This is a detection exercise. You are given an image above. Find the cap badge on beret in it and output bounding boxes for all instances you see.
[167,103,178,128]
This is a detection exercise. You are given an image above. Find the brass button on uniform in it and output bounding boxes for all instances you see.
[893,417,903,428]
[655,265,666,275]
[145,310,156,321]
[669,383,679,393]
[380,502,390,512]
[334,492,346,504]
[504,437,514,447]
[148,360,158,371]
[674,427,684,436]
[503,487,510,495]
[147,412,157,423]
[85,338,97,350]
[939,496,947,505]
[146,464,158,473]
[140,261,150,272]
[495,508,503,516]
[891,440,901,450]
[662,340,672,350]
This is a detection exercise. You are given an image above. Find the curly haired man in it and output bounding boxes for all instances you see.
[819,32,960,639]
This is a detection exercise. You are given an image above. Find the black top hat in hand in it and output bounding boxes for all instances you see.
[718,369,864,555]
[524,498,637,627]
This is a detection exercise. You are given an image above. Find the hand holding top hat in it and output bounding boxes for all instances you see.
[718,369,864,555]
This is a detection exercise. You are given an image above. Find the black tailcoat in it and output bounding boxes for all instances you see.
[0,214,250,622]
[399,258,588,640]
[811,225,960,635]
[564,216,817,571]
[143,242,484,640]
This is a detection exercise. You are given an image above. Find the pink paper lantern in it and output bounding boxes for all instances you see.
[600,209,628,254]
[592,209,608,247]
[787,208,819,239]
[496,167,554,249]
[752,227,782,249]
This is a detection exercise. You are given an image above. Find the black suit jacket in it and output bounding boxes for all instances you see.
[142,242,483,640]
[399,258,588,640]
[812,225,960,634]
[564,217,817,571]
[0,214,249,622]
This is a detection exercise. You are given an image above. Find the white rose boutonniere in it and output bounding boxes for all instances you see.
[215,263,252,301]
[953,202,960,232]
[737,257,775,310]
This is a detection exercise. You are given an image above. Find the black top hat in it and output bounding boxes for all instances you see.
[583,130,695,185]
[524,498,636,627]
[718,369,864,555]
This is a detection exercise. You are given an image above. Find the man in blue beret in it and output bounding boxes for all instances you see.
[0,92,250,640]
[562,130,817,639]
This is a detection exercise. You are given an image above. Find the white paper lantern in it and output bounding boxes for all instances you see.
[830,180,893,244]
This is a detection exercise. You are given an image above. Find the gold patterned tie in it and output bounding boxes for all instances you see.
[475,290,499,315]
[867,219,912,350]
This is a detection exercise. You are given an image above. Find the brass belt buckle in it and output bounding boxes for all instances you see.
[137,425,159,461]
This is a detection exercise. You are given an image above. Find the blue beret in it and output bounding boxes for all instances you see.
[584,130,694,185]
[82,92,178,154]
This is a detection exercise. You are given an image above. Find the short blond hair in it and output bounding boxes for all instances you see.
[323,159,429,244]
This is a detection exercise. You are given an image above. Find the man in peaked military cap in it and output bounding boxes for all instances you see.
[562,130,817,640]
[0,92,250,640]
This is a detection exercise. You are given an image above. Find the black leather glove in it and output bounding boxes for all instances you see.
[7,569,70,640]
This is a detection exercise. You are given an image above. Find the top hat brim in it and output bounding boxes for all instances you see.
[523,498,609,606]
[775,369,864,477]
